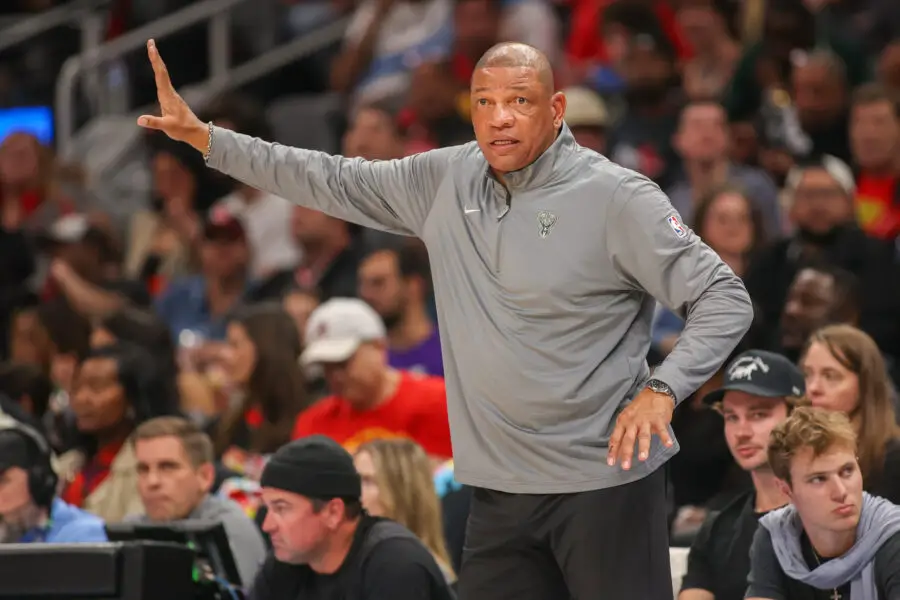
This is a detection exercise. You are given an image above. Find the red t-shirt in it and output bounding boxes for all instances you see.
[856,173,900,240]
[292,372,453,459]
[0,188,76,221]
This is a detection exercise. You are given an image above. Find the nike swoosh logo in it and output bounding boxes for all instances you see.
[464,208,480,214]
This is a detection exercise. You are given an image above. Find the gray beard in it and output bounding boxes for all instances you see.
[0,521,28,543]
[0,504,44,543]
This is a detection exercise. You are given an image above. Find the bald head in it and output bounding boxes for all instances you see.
[474,43,554,93]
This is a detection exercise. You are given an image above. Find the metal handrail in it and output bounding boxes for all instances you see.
[65,0,246,70]
[55,0,246,155]
[205,17,350,97]
[73,17,348,175]
[0,0,110,53]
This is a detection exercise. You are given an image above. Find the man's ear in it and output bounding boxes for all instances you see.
[551,92,567,130]
[405,274,426,301]
[326,498,347,529]
[198,462,216,494]
[776,478,793,500]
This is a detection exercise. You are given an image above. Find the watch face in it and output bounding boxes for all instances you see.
[650,381,672,395]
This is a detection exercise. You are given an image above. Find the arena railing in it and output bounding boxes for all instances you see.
[0,0,110,55]
[54,0,349,156]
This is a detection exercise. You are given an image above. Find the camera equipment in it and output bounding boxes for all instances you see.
[0,541,195,599]
[106,520,244,599]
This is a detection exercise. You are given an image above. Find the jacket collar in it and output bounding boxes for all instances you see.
[189,494,216,519]
[483,123,577,191]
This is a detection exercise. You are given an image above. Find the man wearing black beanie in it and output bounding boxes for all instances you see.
[247,436,455,600]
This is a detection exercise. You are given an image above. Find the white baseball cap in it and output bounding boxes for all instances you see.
[785,154,856,198]
[39,214,90,244]
[563,86,609,129]
[300,298,386,367]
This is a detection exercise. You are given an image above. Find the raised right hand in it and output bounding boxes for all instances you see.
[137,39,209,154]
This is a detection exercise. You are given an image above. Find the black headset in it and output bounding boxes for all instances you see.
[0,415,58,508]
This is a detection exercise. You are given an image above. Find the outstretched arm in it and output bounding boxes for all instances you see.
[206,127,455,236]
[138,39,453,237]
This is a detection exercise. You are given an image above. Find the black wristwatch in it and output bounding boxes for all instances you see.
[646,378,677,405]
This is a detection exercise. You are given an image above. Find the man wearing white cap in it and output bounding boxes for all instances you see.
[561,86,609,154]
[292,298,452,460]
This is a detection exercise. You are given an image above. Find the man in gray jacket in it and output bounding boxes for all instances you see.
[139,40,753,600]
[130,416,266,587]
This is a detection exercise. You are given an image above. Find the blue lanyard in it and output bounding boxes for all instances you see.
[18,518,52,543]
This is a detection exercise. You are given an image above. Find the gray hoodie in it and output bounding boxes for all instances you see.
[207,124,753,493]
[133,494,266,586]
[755,492,900,600]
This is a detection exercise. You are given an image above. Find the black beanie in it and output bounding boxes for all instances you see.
[260,436,361,500]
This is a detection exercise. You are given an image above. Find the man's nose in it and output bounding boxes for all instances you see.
[145,469,162,487]
[488,104,514,128]
[830,477,848,501]
[261,510,276,533]
[734,420,754,438]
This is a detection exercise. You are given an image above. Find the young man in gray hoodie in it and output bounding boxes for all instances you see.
[130,416,266,587]
[747,407,900,600]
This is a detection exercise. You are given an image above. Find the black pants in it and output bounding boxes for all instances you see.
[458,468,673,600]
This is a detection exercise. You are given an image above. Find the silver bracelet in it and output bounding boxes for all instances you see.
[203,121,214,164]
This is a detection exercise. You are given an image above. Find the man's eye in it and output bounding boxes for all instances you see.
[516,97,527,104]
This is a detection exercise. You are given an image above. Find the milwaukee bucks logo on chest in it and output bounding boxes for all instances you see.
[537,210,558,238]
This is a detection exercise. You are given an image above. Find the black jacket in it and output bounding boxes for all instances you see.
[745,226,900,358]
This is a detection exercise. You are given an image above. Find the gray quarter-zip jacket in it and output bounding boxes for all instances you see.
[207,123,753,494]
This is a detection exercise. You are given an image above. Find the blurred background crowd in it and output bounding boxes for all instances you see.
[1,0,900,593]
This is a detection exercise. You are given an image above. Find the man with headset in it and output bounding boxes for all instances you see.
[0,413,107,543]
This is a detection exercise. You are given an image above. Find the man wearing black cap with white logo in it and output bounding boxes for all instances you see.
[248,435,455,600]
[0,414,106,544]
[679,350,806,600]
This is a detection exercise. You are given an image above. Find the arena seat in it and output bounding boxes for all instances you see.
[670,546,690,597]
[266,93,343,154]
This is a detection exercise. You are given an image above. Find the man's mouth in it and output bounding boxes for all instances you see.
[490,139,519,146]
[735,446,760,459]
[834,504,856,516]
